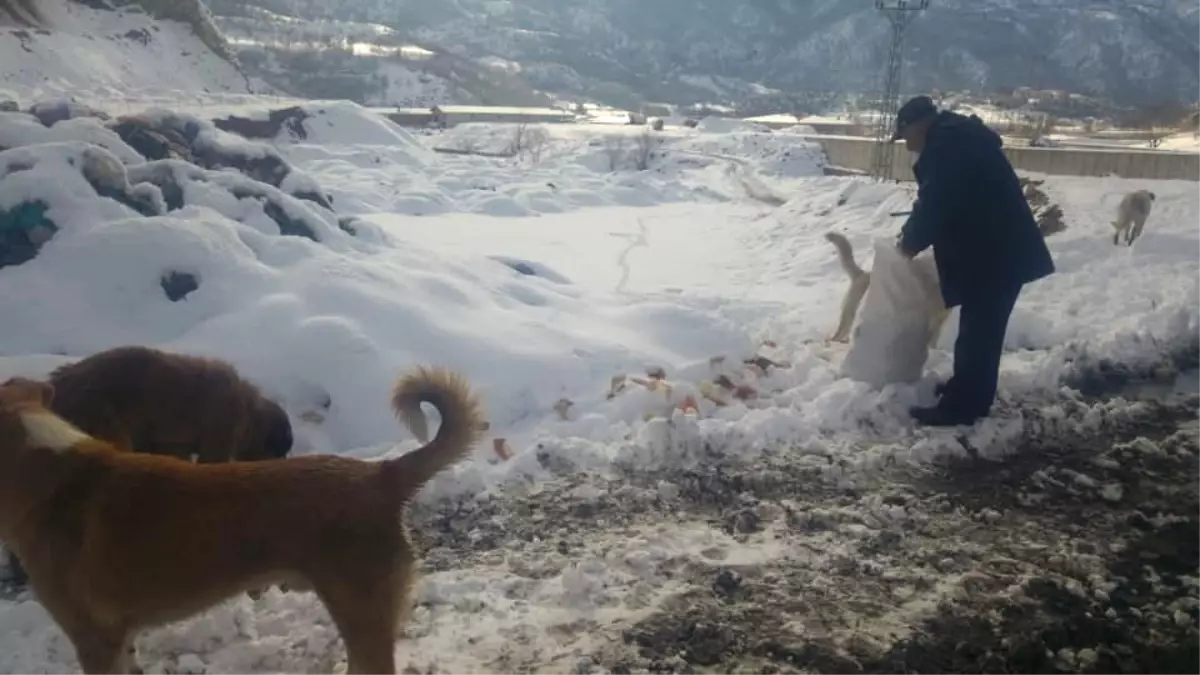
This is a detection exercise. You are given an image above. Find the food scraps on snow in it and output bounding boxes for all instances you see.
[492,437,513,462]
[601,340,788,421]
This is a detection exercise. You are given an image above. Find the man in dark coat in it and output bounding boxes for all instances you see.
[892,95,1055,426]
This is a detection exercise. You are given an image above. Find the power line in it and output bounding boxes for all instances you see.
[869,0,930,182]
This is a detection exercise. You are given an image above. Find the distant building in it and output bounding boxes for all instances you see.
[742,114,801,130]
[429,105,447,129]
[743,114,870,136]
[384,105,575,128]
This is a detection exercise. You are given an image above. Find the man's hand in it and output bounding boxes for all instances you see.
[896,197,922,260]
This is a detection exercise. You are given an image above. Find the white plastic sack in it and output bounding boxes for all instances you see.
[840,238,937,387]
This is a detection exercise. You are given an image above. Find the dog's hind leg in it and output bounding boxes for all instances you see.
[1111,215,1129,246]
[1130,213,1148,245]
[927,306,952,349]
[315,558,411,674]
[831,275,869,343]
[62,623,135,674]
[320,587,398,673]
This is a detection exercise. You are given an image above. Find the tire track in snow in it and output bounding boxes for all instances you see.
[612,217,649,293]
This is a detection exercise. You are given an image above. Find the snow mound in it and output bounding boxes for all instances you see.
[488,255,572,284]
[670,129,827,178]
[0,137,374,269]
[0,105,337,209]
[287,102,432,157]
[0,103,381,274]
[208,102,434,165]
[0,111,144,164]
[295,120,826,218]
[289,122,703,216]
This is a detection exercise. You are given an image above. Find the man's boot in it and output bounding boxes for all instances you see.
[910,403,979,427]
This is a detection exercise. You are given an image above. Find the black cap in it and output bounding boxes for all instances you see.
[890,95,938,141]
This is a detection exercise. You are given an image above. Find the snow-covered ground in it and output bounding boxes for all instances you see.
[0,99,1197,673]
[1145,130,1200,152]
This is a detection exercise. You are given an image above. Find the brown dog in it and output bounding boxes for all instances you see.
[46,345,293,463]
[3,346,294,590]
[0,367,485,674]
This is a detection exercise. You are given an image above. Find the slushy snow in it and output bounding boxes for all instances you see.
[0,99,1197,672]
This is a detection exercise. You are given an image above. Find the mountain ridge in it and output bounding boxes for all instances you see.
[240,0,1198,109]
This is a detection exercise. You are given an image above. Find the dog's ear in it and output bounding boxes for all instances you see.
[34,380,54,406]
[1149,192,1156,201]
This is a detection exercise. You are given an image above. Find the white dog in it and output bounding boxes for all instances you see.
[1111,189,1156,246]
[824,232,951,348]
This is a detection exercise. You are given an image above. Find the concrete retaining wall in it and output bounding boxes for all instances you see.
[803,135,1200,182]
[385,111,575,127]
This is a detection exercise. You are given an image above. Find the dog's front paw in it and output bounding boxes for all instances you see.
[126,644,144,675]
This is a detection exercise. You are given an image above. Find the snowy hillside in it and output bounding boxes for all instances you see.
[0,0,257,106]
[206,1,552,107]
[250,0,1200,110]
[0,99,1196,672]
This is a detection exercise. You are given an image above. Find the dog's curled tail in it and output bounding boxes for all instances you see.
[383,366,485,498]
[824,232,867,280]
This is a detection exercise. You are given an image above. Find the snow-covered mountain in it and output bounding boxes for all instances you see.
[207,4,453,108]
[244,0,1199,109]
[0,0,261,105]
[205,0,551,107]
[0,0,538,110]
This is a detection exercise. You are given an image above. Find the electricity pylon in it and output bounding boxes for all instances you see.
[869,0,930,181]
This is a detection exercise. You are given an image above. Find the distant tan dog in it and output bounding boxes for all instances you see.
[47,345,293,463]
[824,232,951,348]
[0,367,484,674]
[1111,189,1156,246]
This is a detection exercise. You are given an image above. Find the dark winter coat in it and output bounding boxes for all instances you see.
[899,111,1055,308]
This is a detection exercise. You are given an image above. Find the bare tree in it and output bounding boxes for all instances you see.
[504,123,551,163]
[633,129,656,171]
[506,123,528,157]
[524,126,550,164]
[1014,113,1057,146]
[1124,101,1190,148]
[1034,114,1057,143]
[603,135,627,172]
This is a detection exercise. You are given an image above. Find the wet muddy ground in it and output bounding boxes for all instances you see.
[2,379,1196,674]
[410,388,1199,674]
